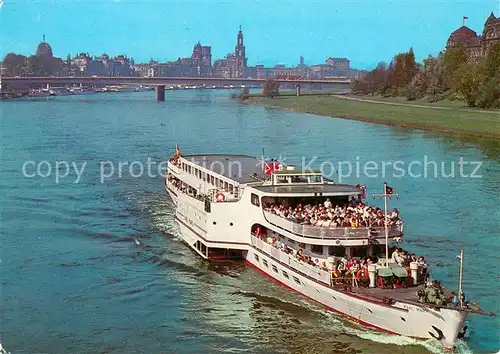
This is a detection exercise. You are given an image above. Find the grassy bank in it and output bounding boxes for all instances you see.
[243,95,500,139]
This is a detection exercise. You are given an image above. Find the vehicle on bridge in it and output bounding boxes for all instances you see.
[275,75,303,80]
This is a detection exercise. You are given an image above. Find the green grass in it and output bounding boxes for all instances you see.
[351,95,470,109]
[243,95,500,139]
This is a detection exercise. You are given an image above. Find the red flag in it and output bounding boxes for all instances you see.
[355,184,366,199]
[264,159,280,174]
[463,16,468,20]
[385,185,394,195]
[175,144,182,157]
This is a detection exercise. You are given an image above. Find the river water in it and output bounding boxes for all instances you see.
[1,91,499,354]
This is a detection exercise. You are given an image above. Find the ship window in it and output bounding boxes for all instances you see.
[351,246,367,258]
[328,246,346,257]
[229,185,234,193]
[291,175,308,183]
[272,265,278,273]
[282,270,289,279]
[251,193,260,207]
[254,254,259,262]
[224,182,228,191]
[292,276,301,285]
[210,175,215,185]
[263,260,268,267]
[276,176,288,184]
[309,175,322,183]
[372,245,383,256]
[311,245,323,255]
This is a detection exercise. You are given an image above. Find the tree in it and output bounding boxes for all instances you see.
[475,43,500,108]
[2,53,28,76]
[239,87,250,100]
[262,78,280,97]
[423,55,446,101]
[405,47,419,86]
[477,72,500,109]
[483,42,500,78]
[407,71,427,100]
[443,46,468,88]
[451,62,485,107]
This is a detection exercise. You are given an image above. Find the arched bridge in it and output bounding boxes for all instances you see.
[1,76,352,101]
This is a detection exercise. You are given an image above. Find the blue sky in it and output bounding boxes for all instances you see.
[1,0,499,69]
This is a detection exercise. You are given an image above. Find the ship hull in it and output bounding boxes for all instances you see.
[245,246,468,348]
[165,174,468,350]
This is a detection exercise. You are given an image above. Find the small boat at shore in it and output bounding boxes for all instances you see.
[27,89,51,97]
[164,145,495,350]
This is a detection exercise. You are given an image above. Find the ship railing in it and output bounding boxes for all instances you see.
[167,161,182,175]
[251,235,331,285]
[263,211,403,240]
[208,187,243,203]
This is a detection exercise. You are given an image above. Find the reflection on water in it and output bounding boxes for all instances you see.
[0,91,498,354]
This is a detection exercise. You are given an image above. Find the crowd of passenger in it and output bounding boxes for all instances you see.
[263,198,403,229]
[169,156,182,167]
[253,226,427,287]
[166,174,203,199]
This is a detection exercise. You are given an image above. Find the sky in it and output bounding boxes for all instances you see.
[1,0,499,70]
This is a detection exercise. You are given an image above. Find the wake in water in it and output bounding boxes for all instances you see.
[0,345,8,354]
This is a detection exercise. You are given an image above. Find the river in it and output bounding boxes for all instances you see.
[1,90,499,354]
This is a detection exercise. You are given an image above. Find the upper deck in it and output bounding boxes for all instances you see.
[254,183,361,197]
[179,154,266,184]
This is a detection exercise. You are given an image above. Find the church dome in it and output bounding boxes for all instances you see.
[36,35,53,57]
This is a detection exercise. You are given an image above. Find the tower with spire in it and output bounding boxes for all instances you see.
[235,25,246,59]
[211,25,249,78]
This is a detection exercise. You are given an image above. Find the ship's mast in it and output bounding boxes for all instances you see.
[373,182,398,267]
[458,249,464,308]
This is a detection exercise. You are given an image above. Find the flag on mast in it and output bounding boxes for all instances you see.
[385,184,394,195]
[175,144,182,157]
[463,16,468,20]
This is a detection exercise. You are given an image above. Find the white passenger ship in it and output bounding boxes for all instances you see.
[164,146,494,350]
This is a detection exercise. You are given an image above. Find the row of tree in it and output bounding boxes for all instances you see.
[352,43,500,108]
[2,53,66,77]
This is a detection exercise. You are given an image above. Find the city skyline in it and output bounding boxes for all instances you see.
[1,1,499,69]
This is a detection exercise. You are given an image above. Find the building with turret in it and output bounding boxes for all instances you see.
[192,42,212,76]
[213,26,248,78]
[446,12,500,59]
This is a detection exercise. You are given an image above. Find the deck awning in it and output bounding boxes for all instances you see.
[378,266,408,278]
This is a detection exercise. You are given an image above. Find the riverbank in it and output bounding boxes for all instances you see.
[242,95,500,139]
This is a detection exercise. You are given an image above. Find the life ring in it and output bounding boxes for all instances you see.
[215,192,225,202]
[356,269,368,280]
